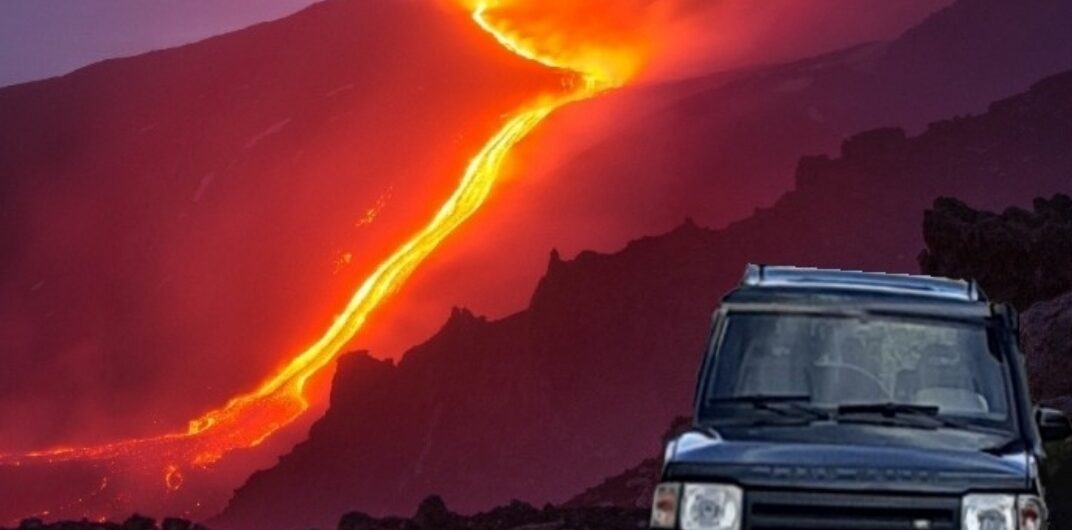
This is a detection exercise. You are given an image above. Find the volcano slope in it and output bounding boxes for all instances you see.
[0,0,565,522]
[215,67,1072,530]
[362,0,1072,358]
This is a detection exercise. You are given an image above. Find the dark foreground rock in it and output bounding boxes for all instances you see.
[6,515,209,530]
[1021,291,1072,404]
[4,499,643,530]
[338,497,646,530]
[4,501,646,530]
[919,194,1072,311]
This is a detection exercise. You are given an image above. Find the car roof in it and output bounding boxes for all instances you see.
[725,265,987,309]
[738,264,983,301]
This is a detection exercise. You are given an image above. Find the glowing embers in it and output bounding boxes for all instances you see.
[164,465,183,491]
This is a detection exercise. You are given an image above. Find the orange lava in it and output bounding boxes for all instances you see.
[0,0,644,508]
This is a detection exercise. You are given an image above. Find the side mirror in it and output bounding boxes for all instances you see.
[1037,407,1072,442]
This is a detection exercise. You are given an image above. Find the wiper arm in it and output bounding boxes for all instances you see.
[837,402,940,417]
[710,394,830,422]
[836,402,1003,434]
[713,394,812,404]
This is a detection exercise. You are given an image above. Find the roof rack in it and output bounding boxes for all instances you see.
[740,264,985,302]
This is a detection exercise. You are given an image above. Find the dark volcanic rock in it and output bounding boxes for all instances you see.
[919,194,1072,310]
[122,515,156,530]
[1021,292,1072,402]
[339,511,385,530]
[336,499,644,530]
[2,516,208,530]
[414,496,456,529]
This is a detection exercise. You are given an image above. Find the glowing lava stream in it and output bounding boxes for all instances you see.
[0,0,628,483]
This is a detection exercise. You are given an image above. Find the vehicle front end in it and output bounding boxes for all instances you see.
[651,266,1070,530]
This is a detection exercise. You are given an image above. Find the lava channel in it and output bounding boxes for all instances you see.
[0,0,642,518]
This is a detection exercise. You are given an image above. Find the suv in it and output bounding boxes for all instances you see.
[651,265,1072,530]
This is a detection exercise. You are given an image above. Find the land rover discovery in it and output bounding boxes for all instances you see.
[651,265,1072,530]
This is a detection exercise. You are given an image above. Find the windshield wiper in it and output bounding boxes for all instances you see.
[837,402,940,416]
[835,403,944,430]
[836,402,996,433]
[709,394,830,423]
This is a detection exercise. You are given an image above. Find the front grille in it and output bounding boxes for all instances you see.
[745,490,960,530]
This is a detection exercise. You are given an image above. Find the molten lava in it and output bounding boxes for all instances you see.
[0,0,645,518]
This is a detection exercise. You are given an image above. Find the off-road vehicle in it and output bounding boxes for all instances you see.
[651,265,1071,530]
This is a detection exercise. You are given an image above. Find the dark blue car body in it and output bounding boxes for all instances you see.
[658,265,1060,530]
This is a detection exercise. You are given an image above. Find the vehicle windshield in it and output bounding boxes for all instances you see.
[700,313,1013,432]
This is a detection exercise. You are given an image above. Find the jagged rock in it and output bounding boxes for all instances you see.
[413,496,454,529]
[338,511,381,530]
[121,515,156,530]
[919,194,1072,310]
[481,500,541,528]
[1021,291,1072,401]
[15,519,44,530]
[160,518,193,530]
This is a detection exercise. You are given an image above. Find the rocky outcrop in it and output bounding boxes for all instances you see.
[7,498,644,530]
[919,194,1072,310]
[1021,292,1072,405]
[337,497,645,530]
[5,515,208,530]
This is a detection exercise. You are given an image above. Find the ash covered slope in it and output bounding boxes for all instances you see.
[516,0,1072,233]
[400,0,1072,350]
[217,70,1072,530]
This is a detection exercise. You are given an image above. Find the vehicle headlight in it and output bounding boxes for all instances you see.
[963,495,1014,530]
[680,483,742,530]
[963,494,1047,530]
[650,482,681,529]
[1016,495,1047,530]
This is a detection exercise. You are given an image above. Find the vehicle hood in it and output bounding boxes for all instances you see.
[663,428,1029,493]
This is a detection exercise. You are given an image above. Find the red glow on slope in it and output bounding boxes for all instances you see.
[0,0,648,519]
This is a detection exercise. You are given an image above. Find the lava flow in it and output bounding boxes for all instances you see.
[0,0,645,513]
